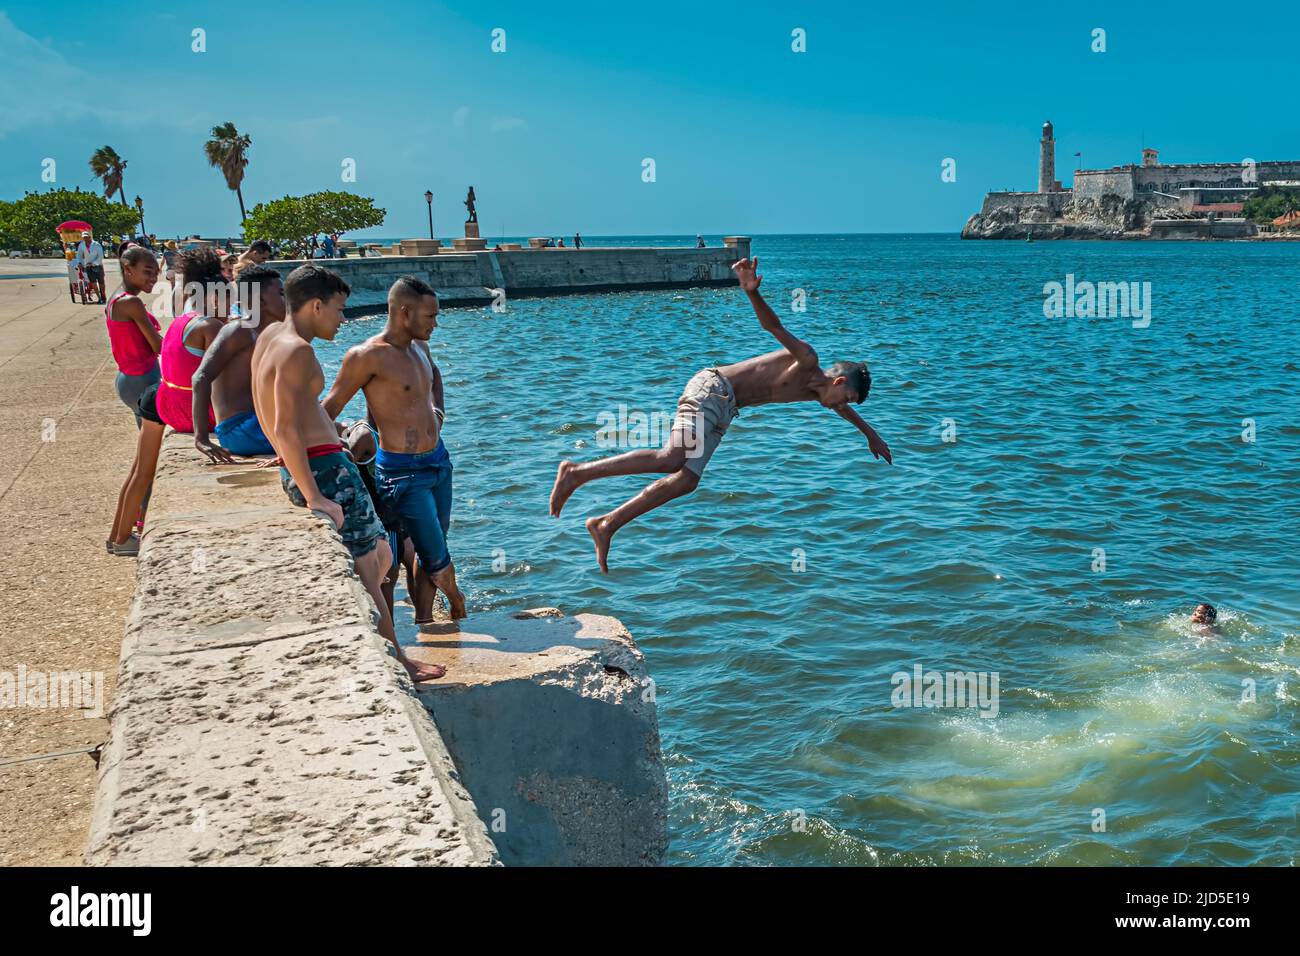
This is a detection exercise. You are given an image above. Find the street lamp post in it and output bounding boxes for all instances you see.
[424,190,434,239]
[134,195,145,238]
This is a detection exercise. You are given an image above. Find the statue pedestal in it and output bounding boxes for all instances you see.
[463,221,480,239]
[452,237,488,251]
[401,239,441,256]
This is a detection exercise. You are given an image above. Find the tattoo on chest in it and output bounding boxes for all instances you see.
[404,427,419,451]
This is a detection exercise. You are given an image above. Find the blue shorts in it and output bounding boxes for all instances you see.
[214,410,275,456]
[374,441,453,574]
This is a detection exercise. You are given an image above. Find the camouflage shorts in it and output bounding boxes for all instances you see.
[280,452,385,559]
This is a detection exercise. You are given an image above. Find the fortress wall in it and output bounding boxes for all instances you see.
[1133,161,1300,192]
[979,192,1070,215]
[1073,170,1136,201]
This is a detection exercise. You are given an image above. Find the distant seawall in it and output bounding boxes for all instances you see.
[88,435,668,866]
[265,237,752,313]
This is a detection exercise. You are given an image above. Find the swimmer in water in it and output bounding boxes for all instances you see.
[1191,603,1217,625]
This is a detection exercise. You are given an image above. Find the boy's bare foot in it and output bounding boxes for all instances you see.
[402,656,446,681]
[586,515,612,573]
[549,461,580,517]
[432,564,467,619]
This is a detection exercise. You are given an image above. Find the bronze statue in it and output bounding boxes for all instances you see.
[464,186,477,223]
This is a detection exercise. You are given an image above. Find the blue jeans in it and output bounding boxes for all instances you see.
[374,442,453,574]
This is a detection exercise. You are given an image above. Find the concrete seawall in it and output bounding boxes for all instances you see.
[264,237,751,313]
[87,435,668,866]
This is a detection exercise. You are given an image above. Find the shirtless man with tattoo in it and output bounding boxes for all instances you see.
[324,275,466,621]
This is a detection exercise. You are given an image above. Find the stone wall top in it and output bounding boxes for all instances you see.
[86,436,500,866]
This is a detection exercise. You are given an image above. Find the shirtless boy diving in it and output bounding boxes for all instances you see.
[324,276,466,621]
[550,257,892,572]
[192,264,286,462]
[251,265,443,682]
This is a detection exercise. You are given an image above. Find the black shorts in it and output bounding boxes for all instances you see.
[85,264,105,281]
[137,382,164,426]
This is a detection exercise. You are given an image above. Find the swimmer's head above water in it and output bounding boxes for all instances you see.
[1191,603,1217,625]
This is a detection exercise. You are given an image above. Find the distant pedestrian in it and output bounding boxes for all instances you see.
[75,231,107,303]
[236,239,274,276]
[574,233,583,249]
[696,235,706,248]
[322,233,336,258]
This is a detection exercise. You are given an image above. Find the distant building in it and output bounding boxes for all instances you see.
[1038,121,1057,194]
[964,122,1300,239]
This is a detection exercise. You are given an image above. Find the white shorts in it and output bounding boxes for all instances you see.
[673,368,738,477]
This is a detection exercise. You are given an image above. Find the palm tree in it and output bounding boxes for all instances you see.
[88,146,129,206]
[204,123,252,222]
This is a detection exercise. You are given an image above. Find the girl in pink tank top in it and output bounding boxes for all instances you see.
[106,292,161,374]
[106,249,163,375]
[157,312,218,432]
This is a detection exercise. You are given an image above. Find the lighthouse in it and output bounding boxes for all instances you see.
[1038,121,1056,193]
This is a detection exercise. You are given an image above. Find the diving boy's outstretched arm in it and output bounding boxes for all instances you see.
[731,257,818,368]
[834,403,893,464]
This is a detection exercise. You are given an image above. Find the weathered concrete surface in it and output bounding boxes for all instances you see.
[410,608,668,867]
[86,436,499,865]
[266,237,752,315]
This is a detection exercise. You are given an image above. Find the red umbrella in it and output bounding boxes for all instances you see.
[57,220,93,233]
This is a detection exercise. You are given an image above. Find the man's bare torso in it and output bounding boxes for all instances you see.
[719,349,828,408]
[358,334,440,454]
[251,322,337,449]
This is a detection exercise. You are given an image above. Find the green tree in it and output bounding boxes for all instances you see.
[0,188,141,253]
[243,191,386,255]
[204,122,252,222]
[1242,185,1300,224]
[88,145,129,206]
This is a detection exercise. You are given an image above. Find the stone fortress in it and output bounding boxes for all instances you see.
[963,121,1300,239]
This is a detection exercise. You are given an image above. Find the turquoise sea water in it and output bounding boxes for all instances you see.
[322,234,1300,866]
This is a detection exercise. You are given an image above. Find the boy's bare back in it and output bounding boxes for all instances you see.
[719,349,830,408]
[251,322,336,449]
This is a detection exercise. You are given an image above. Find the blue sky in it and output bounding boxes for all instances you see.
[2,0,1296,238]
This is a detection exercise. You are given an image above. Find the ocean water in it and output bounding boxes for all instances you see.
[321,234,1300,866]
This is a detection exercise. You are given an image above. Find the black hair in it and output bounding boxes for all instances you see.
[827,360,871,403]
[119,245,155,268]
[1195,603,1218,623]
[284,264,351,313]
[391,275,437,300]
[177,247,227,300]
[117,240,136,258]
[248,239,274,255]
[235,264,282,300]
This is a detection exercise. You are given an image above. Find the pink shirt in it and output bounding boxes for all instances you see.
[157,312,215,432]
[105,292,160,376]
